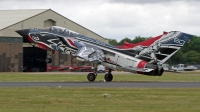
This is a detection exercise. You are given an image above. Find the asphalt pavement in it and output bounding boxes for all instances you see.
[0,82,199,88]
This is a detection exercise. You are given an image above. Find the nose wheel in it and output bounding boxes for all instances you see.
[87,73,96,82]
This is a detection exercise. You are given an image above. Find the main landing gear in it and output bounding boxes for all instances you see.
[104,69,113,82]
[87,65,113,82]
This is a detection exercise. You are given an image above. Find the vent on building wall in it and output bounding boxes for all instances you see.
[44,19,56,27]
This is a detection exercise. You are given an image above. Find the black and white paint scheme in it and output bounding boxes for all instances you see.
[16,26,194,82]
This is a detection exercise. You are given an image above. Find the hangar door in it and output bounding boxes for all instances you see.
[23,46,47,72]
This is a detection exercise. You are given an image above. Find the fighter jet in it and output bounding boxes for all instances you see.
[16,26,194,82]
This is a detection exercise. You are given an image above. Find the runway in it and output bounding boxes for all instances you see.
[0,82,199,88]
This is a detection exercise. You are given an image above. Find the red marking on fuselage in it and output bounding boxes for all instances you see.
[136,60,147,74]
[37,43,47,50]
[137,60,147,68]
[28,35,33,42]
[28,34,48,50]
[67,39,76,47]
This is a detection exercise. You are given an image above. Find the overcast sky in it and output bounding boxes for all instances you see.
[0,0,200,41]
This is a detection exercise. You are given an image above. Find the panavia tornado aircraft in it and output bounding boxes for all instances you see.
[16,26,194,82]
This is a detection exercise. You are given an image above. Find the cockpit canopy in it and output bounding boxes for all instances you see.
[41,26,79,37]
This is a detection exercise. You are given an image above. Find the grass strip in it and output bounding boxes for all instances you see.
[0,87,199,112]
[0,72,200,82]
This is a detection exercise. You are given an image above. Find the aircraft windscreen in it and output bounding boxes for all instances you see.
[50,26,65,34]
[49,26,78,37]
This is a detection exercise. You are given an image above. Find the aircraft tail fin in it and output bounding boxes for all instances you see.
[137,31,194,64]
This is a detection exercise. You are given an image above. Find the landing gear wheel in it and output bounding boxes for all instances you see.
[87,73,96,82]
[104,73,113,82]
[45,58,52,63]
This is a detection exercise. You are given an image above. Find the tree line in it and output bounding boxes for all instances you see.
[108,36,200,64]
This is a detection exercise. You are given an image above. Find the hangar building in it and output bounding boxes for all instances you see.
[0,9,108,72]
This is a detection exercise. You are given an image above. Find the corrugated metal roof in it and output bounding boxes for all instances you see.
[0,9,48,30]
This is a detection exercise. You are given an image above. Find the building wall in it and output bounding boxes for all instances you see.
[0,37,23,72]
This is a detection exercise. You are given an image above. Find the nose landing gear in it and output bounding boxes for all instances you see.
[46,49,53,63]
[87,73,96,82]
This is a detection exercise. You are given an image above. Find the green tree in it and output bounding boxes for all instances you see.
[132,36,146,43]
[167,50,184,64]
[118,37,132,45]
[108,39,118,45]
[182,51,200,64]
[181,36,200,53]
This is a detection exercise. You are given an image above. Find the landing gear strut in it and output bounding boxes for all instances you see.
[87,62,99,82]
[87,64,113,82]
[104,69,113,82]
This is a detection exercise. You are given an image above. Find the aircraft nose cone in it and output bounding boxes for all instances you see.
[16,29,30,37]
